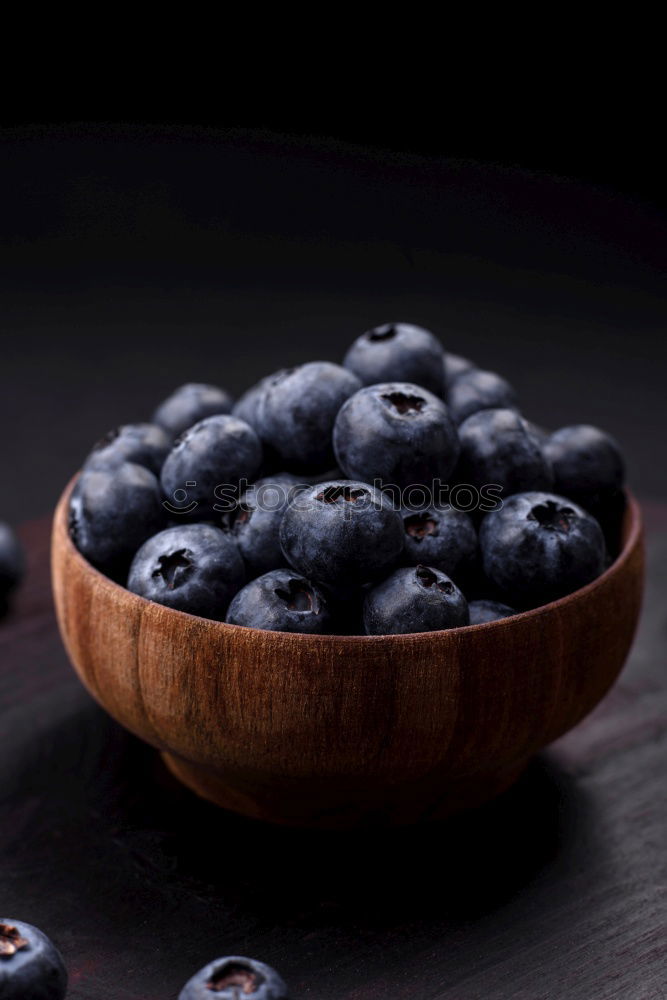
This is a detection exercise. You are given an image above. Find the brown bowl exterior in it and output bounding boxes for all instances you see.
[51,479,644,828]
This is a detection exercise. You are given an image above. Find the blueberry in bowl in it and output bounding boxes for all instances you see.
[68,462,166,581]
[83,422,172,475]
[363,565,470,635]
[543,424,625,513]
[333,382,460,490]
[254,361,362,473]
[160,414,263,518]
[443,350,476,387]
[343,322,445,396]
[468,599,517,625]
[479,491,607,609]
[456,408,553,498]
[401,505,477,586]
[447,368,517,424]
[226,569,333,634]
[225,476,304,579]
[152,382,234,438]
[128,524,245,620]
[279,480,405,594]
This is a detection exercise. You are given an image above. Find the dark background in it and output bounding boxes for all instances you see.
[1,122,666,524]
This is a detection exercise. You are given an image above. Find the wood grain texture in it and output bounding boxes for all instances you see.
[0,510,664,998]
[51,479,644,828]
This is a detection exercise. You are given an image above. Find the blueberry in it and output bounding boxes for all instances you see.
[69,463,165,580]
[443,351,476,387]
[543,424,625,511]
[83,423,171,475]
[226,477,305,579]
[447,369,517,424]
[226,568,333,633]
[0,523,24,606]
[128,523,244,619]
[153,383,233,438]
[479,491,607,608]
[333,382,460,491]
[344,322,445,396]
[279,480,404,593]
[0,919,67,1000]
[456,408,553,498]
[160,415,262,518]
[363,565,469,635]
[468,598,516,625]
[179,957,288,999]
[401,505,477,585]
[256,362,361,472]
[231,374,274,430]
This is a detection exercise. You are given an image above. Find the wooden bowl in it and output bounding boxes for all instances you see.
[51,478,644,828]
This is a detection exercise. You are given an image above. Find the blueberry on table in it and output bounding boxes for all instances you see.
[363,565,470,634]
[543,424,625,511]
[160,415,263,518]
[401,505,477,584]
[0,522,24,606]
[469,598,517,625]
[226,477,304,579]
[279,480,404,593]
[0,919,67,1000]
[83,422,171,475]
[255,361,361,472]
[226,568,333,633]
[343,322,446,396]
[128,524,245,619]
[152,382,234,439]
[333,382,460,490]
[479,491,607,609]
[447,368,517,424]
[178,955,288,999]
[456,408,553,497]
[69,462,165,580]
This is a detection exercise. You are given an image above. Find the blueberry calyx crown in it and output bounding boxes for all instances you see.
[528,500,575,533]
[274,578,319,613]
[404,512,438,539]
[316,485,366,504]
[416,565,454,594]
[152,549,193,589]
[0,923,29,958]
[367,324,396,341]
[381,391,425,415]
[206,960,263,993]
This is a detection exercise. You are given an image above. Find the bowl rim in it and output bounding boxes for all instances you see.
[54,476,643,645]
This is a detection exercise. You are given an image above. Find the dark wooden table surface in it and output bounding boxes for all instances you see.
[1,508,666,1000]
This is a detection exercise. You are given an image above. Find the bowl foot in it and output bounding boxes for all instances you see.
[161,752,530,829]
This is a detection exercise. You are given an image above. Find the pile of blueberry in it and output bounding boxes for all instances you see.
[0,917,287,998]
[69,323,625,634]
